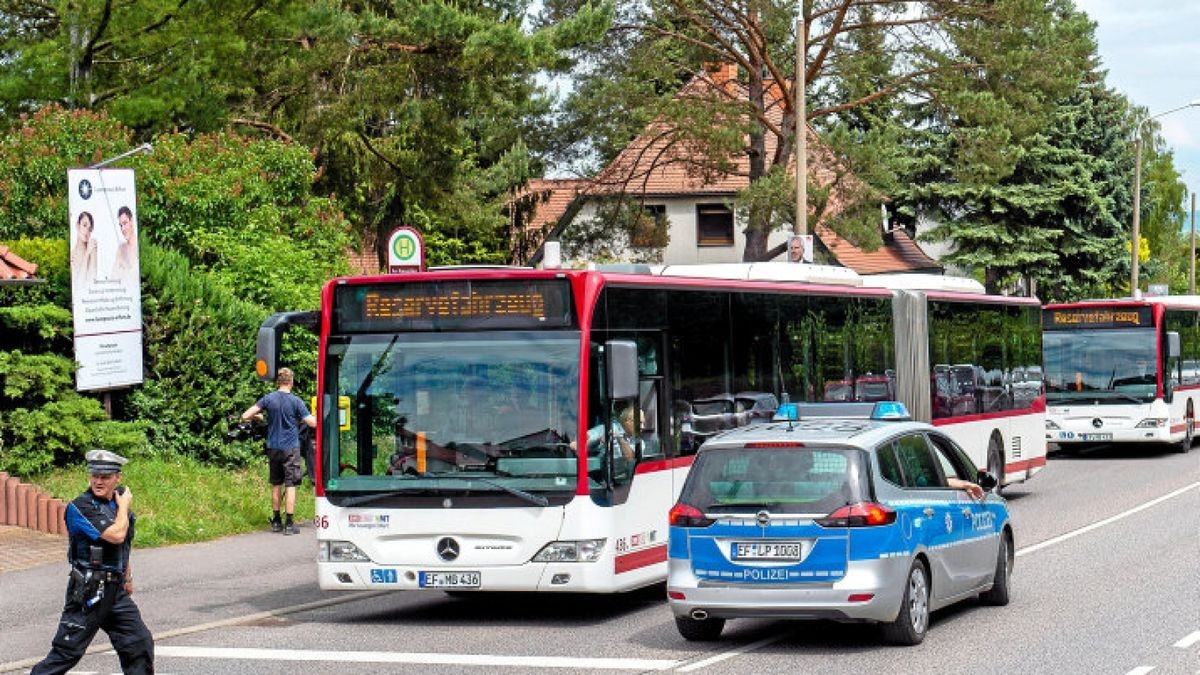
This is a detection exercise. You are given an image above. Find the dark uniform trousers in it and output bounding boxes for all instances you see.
[32,573,154,675]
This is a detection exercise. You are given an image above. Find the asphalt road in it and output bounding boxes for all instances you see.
[2,443,1197,675]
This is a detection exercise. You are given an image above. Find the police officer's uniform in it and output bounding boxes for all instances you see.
[32,450,154,675]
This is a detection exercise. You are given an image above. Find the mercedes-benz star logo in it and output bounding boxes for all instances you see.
[1092,418,1103,429]
[78,179,92,200]
[436,537,460,561]
[756,510,770,526]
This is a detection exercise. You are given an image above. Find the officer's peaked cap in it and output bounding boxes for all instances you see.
[85,449,128,475]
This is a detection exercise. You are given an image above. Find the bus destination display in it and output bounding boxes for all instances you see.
[1042,306,1152,330]
[334,280,575,332]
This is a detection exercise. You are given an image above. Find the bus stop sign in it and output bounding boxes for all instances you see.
[388,227,425,273]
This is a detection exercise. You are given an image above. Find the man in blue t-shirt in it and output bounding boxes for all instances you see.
[241,367,316,534]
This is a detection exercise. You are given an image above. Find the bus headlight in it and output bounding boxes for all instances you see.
[1045,420,1061,430]
[319,540,372,562]
[1134,418,1167,428]
[532,539,607,562]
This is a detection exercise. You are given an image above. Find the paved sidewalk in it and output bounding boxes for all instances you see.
[0,526,65,574]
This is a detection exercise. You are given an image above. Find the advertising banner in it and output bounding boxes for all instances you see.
[68,168,144,391]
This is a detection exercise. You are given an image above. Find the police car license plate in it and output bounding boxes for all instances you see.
[419,571,481,588]
[1081,433,1112,441]
[733,542,803,561]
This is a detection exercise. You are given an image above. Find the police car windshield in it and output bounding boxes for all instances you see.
[681,446,868,515]
[320,331,581,501]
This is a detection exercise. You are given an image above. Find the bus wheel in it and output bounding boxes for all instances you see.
[1180,404,1194,453]
[986,434,1005,493]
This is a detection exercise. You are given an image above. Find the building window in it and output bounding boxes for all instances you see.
[633,205,667,247]
[696,204,734,246]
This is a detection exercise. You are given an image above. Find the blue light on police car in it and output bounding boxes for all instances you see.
[871,401,911,421]
[774,403,800,421]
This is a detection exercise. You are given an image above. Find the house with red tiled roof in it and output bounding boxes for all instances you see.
[0,245,41,284]
[524,64,940,274]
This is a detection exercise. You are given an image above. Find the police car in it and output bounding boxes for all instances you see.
[666,402,1012,645]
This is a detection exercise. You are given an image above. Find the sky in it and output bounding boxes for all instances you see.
[1074,0,1200,209]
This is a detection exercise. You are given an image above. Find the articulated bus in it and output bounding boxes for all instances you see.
[1043,297,1200,452]
[255,262,1045,594]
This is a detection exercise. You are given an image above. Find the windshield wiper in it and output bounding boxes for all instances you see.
[339,478,551,508]
[468,477,550,507]
[1049,391,1147,405]
[341,489,413,507]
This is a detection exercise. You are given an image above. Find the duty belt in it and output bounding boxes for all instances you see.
[72,565,123,582]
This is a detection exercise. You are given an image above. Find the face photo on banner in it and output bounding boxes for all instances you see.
[788,234,813,264]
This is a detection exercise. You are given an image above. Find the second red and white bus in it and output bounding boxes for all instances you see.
[1043,296,1200,452]
[256,262,1046,594]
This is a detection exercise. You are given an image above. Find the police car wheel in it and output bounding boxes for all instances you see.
[979,532,1013,606]
[881,560,929,646]
[674,615,725,641]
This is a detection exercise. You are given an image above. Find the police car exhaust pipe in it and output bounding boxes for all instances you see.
[691,609,708,620]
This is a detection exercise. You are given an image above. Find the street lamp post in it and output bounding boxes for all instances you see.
[1131,102,1199,299]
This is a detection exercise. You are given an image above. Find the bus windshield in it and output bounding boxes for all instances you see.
[1043,328,1158,403]
[321,331,581,502]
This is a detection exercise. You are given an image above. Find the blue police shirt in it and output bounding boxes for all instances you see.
[65,490,135,573]
[256,390,312,450]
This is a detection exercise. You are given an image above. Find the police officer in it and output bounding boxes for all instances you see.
[32,449,154,674]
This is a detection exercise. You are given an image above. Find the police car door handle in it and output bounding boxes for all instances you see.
[923,508,935,517]
[960,507,972,517]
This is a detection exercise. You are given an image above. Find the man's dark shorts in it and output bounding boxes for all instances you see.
[267,447,303,487]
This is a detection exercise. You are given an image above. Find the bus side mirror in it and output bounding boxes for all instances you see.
[255,311,320,381]
[1167,331,1181,359]
[606,340,639,400]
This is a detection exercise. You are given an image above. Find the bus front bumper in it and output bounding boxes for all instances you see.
[316,560,658,593]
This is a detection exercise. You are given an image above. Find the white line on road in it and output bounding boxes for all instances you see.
[674,634,787,672]
[1124,667,1155,675]
[1016,482,1200,558]
[155,646,679,670]
[1175,630,1200,649]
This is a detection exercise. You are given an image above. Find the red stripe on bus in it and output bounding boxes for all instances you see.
[931,400,1045,426]
[615,544,668,574]
[635,456,695,474]
[1006,456,1047,473]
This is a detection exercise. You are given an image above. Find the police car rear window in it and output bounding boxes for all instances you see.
[681,446,867,515]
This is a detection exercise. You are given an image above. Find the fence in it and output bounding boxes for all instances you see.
[0,472,66,536]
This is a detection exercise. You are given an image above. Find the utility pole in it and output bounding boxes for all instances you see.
[795,11,806,236]
[1192,190,1196,294]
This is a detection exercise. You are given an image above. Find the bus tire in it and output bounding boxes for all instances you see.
[986,433,1005,493]
[1180,403,1194,453]
[979,530,1013,606]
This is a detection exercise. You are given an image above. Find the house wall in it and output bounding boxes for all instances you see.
[571,197,792,265]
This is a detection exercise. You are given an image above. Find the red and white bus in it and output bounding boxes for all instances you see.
[256,262,1045,593]
[1043,297,1200,452]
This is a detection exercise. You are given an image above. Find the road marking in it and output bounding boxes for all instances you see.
[1016,482,1200,558]
[1176,630,1200,649]
[155,646,679,670]
[1124,667,1155,675]
[675,634,787,672]
[0,591,391,674]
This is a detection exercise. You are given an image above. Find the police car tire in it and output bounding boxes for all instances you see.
[881,560,929,646]
[979,532,1012,606]
[674,615,725,641]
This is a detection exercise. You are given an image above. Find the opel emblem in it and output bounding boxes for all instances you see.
[1092,418,1103,429]
[756,510,770,526]
[436,537,460,561]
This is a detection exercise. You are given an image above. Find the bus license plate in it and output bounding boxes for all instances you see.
[1081,433,1112,441]
[733,542,803,561]
[419,571,481,588]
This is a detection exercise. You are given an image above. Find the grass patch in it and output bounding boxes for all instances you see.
[32,453,315,547]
